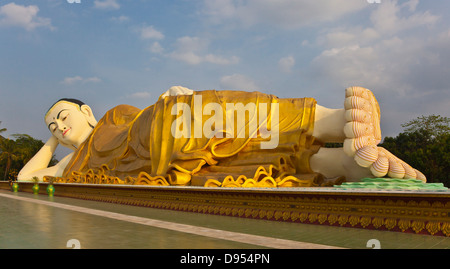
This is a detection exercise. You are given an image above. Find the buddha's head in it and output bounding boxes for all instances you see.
[45,98,97,149]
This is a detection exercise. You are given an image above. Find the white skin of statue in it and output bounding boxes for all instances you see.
[18,100,97,181]
[17,86,426,183]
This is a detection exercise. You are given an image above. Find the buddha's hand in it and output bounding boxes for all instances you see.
[55,137,77,151]
[160,86,194,99]
[46,135,60,146]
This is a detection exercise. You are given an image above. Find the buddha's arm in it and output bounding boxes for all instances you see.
[17,136,73,181]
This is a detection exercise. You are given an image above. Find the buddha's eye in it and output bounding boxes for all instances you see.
[61,113,68,121]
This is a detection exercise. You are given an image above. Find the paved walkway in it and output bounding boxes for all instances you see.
[0,190,449,249]
[0,191,337,249]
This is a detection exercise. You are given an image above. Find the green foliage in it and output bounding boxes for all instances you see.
[0,130,58,181]
[12,134,51,165]
[32,176,39,184]
[401,114,450,138]
[324,142,344,148]
[380,115,450,187]
[0,138,20,181]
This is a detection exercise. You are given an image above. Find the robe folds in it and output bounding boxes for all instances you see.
[62,90,322,186]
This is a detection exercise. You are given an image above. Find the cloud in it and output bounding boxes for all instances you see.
[311,45,382,89]
[127,91,151,99]
[201,0,367,29]
[311,0,444,96]
[220,74,258,91]
[0,3,54,31]
[83,77,102,83]
[94,0,120,10]
[370,0,438,36]
[278,56,295,73]
[61,76,102,85]
[136,27,238,66]
[111,15,129,23]
[169,36,239,65]
[306,0,449,139]
[204,54,240,65]
[315,1,439,50]
[149,42,164,54]
[139,25,164,40]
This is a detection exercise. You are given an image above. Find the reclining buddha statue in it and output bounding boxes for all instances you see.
[17,86,426,187]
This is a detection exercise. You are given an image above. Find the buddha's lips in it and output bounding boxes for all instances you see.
[63,128,71,137]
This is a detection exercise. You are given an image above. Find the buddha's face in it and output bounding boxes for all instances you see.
[45,101,96,148]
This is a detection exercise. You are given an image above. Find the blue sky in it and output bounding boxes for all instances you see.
[1,0,449,158]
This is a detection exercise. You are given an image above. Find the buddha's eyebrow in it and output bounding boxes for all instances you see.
[47,109,68,130]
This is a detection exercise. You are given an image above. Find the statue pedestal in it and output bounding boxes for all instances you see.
[2,181,448,237]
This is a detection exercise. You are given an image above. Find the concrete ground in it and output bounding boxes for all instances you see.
[0,189,449,249]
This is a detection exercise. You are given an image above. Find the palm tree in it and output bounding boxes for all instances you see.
[0,138,20,180]
[0,121,6,137]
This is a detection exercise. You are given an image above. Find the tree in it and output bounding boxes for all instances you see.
[401,114,450,139]
[380,115,449,187]
[12,134,58,166]
[0,129,59,180]
[0,121,6,135]
[0,138,20,180]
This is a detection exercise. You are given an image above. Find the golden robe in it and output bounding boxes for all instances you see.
[62,90,321,187]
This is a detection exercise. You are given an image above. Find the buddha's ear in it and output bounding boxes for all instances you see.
[80,104,97,127]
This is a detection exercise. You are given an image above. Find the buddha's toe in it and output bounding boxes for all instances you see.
[414,169,427,183]
[377,147,426,182]
[387,158,405,179]
[345,85,371,99]
[343,135,377,156]
[344,122,374,138]
[354,145,378,167]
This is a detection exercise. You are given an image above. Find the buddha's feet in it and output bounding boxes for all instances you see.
[343,86,426,182]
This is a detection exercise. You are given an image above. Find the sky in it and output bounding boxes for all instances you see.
[0,0,449,159]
